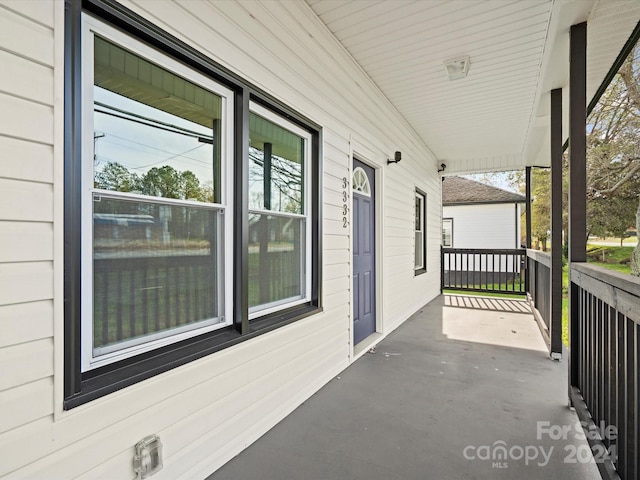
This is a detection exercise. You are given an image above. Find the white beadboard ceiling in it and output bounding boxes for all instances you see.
[305,0,640,174]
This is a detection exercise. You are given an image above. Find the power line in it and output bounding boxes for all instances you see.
[95,101,214,143]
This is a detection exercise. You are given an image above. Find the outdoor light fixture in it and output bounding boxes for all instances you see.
[444,56,470,80]
[387,151,402,165]
[438,163,447,173]
[133,435,163,479]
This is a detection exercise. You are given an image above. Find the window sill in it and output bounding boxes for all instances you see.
[65,302,322,409]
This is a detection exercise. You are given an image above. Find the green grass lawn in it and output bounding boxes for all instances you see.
[586,245,634,266]
[560,245,634,346]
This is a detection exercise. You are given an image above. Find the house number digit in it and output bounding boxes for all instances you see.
[342,176,349,229]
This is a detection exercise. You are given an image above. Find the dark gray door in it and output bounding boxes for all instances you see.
[352,159,376,345]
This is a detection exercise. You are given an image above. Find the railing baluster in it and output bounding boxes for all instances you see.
[627,320,637,479]
[610,306,618,456]
[165,261,171,329]
[130,267,135,338]
[618,311,627,477]
[185,264,191,326]
[142,264,148,335]
[116,268,123,341]
[154,262,160,333]
[101,268,108,346]
[466,252,470,290]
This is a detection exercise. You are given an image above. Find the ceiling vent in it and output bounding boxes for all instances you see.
[443,56,470,80]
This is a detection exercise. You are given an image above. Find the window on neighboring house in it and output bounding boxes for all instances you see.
[442,218,453,247]
[64,11,321,408]
[415,189,427,274]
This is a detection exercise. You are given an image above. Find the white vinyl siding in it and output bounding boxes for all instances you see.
[0,0,56,470]
[0,1,441,478]
[442,203,520,249]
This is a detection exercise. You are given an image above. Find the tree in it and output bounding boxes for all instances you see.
[587,42,640,275]
[94,161,140,192]
[140,165,182,199]
[180,170,207,202]
[530,169,551,251]
[588,196,637,246]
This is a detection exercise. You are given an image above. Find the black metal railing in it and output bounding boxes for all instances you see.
[94,255,219,349]
[570,263,640,480]
[527,249,551,330]
[441,248,526,295]
[94,248,301,348]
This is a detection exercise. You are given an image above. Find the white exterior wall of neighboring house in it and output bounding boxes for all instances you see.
[0,1,441,479]
[443,203,522,250]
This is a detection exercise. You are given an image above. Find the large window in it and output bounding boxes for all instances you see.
[415,189,427,274]
[248,105,311,317]
[82,20,234,370]
[64,8,320,408]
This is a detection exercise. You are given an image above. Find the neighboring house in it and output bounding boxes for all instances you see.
[442,176,526,250]
[442,176,526,282]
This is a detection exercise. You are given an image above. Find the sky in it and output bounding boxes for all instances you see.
[93,87,215,187]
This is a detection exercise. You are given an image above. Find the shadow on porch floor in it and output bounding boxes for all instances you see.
[208,294,600,480]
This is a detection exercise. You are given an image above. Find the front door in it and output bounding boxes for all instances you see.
[352,159,376,345]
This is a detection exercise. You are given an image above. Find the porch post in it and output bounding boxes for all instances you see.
[525,166,532,249]
[525,166,532,295]
[550,88,563,359]
[568,23,587,393]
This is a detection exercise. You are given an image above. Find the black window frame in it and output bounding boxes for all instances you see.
[442,217,453,247]
[414,188,427,276]
[64,0,322,409]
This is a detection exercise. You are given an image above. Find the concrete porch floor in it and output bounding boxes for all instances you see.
[209,295,601,480]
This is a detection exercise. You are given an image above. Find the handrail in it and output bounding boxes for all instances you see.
[526,248,551,268]
[443,248,526,255]
[571,263,640,325]
[571,262,640,300]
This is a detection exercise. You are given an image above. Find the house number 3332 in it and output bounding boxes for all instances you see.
[342,177,349,228]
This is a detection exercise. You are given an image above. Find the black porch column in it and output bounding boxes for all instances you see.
[568,23,587,393]
[525,166,532,249]
[550,88,563,359]
[524,166,532,295]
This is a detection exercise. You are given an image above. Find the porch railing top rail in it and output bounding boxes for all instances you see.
[571,262,640,296]
[570,262,640,323]
[526,248,551,268]
[442,247,526,255]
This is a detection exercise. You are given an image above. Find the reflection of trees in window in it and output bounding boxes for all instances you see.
[249,146,302,213]
[94,162,216,244]
[95,161,213,202]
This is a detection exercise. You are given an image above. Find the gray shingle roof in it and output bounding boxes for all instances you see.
[442,176,526,205]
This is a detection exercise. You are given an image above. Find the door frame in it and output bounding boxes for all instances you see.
[349,137,385,361]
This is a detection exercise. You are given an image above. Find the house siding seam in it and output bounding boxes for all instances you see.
[0,1,441,478]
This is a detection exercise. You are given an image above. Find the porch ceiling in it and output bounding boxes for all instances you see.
[305,0,640,174]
